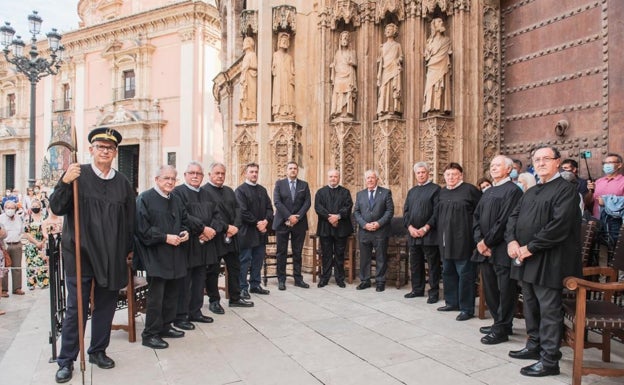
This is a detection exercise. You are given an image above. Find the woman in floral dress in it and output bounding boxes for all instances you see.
[23,199,48,289]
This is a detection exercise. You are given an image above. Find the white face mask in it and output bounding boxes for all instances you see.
[5,209,15,217]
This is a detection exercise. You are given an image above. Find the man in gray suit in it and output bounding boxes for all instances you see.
[273,161,311,290]
[353,170,394,291]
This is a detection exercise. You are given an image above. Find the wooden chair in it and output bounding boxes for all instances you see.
[310,234,355,284]
[110,253,149,343]
[263,229,293,285]
[562,223,624,385]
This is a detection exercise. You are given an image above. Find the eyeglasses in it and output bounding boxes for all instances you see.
[532,156,558,164]
[158,176,177,182]
[93,144,116,153]
[186,171,204,176]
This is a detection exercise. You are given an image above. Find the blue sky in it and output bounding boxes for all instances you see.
[0,1,81,43]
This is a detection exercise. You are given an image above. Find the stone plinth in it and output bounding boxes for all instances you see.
[329,120,361,194]
[372,118,406,210]
[233,122,259,184]
[419,116,455,184]
[267,121,302,182]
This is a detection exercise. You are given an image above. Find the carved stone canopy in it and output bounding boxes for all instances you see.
[329,1,360,29]
[240,10,258,36]
[272,5,297,33]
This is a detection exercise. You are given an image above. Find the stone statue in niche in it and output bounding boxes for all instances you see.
[330,31,357,121]
[239,36,258,121]
[423,18,452,116]
[271,32,295,121]
[377,23,403,118]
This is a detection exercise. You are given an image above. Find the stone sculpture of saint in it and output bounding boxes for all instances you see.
[271,32,296,121]
[239,36,258,122]
[423,18,452,115]
[330,31,357,121]
[376,23,403,118]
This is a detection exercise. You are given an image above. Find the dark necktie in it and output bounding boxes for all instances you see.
[290,180,296,201]
[369,190,374,208]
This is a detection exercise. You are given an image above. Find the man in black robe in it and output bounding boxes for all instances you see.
[135,165,190,349]
[50,127,135,383]
[235,162,273,298]
[172,161,222,328]
[505,145,582,377]
[403,162,441,303]
[314,169,353,288]
[472,155,523,344]
[202,163,254,313]
[430,162,481,321]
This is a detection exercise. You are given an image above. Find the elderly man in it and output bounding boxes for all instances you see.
[403,162,441,303]
[472,156,523,344]
[506,145,582,377]
[314,169,353,288]
[354,170,394,292]
[49,127,135,383]
[0,200,24,297]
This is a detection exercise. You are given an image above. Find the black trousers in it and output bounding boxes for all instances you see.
[57,276,118,368]
[142,276,179,339]
[176,265,206,321]
[521,281,563,368]
[480,262,517,334]
[206,252,241,302]
[319,235,347,283]
[408,243,440,297]
[358,235,388,284]
[276,229,306,282]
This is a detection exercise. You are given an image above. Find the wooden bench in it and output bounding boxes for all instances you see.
[110,253,148,343]
[310,234,355,284]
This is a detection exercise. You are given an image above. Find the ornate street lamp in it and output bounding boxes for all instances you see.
[0,11,63,187]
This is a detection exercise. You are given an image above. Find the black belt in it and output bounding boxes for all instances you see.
[6,242,20,245]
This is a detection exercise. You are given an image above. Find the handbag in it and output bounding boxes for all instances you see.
[2,247,11,267]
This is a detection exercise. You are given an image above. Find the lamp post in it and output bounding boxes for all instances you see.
[0,11,63,188]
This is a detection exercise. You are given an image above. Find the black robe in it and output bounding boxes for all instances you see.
[134,188,189,279]
[403,182,440,246]
[505,177,582,289]
[432,183,481,260]
[202,183,242,256]
[314,185,354,238]
[172,184,224,267]
[472,180,523,266]
[49,165,135,290]
[235,182,274,250]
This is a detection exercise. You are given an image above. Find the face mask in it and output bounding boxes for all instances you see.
[34,189,40,194]
[31,208,41,214]
[510,169,519,179]
[5,209,15,217]
[603,164,615,174]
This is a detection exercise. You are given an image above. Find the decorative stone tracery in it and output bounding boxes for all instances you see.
[329,121,361,193]
[268,121,302,181]
[482,4,501,174]
[419,116,455,183]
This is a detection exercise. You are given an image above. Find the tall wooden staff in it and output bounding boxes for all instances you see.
[49,127,86,384]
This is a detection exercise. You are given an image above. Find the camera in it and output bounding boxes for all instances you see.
[580,150,591,159]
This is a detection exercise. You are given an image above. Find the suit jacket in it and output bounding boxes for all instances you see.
[272,178,311,232]
[315,185,353,238]
[353,186,394,239]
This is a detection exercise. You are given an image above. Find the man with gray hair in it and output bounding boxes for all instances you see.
[403,162,441,303]
[354,170,394,291]
[0,200,24,296]
[472,155,523,344]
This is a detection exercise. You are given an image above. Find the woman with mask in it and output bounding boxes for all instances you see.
[23,199,48,290]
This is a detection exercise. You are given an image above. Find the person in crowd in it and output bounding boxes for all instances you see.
[403,162,441,303]
[49,127,135,383]
[272,161,312,290]
[23,199,49,290]
[203,163,254,311]
[472,155,523,344]
[0,201,24,297]
[0,223,6,314]
[22,187,35,213]
[477,177,492,192]
[505,145,582,377]
[561,159,590,202]
[353,170,394,292]
[235,163,273,297]
[517,172,537,192]
[172,161,221,329]
[136,165,190,350]
[431,162,481,321]
[314,169,353,288]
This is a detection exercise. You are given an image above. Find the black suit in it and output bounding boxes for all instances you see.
[353,186,394,284]
[314,185,353,284]
[272,178,311,283]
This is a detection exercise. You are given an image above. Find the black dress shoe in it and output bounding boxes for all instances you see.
[142,335,169,349]
[437,305,459,312]
[479,326,492,334]
[509,347,541,360]
[278,281,286,290]
[240,289,251,299]
[456,312,474,321]
[426,296,439,304]
[190,314,214,323]
[317,280,328,288]
[404,291,424,298]
[520,361,560,377]
[481,332,509,345]
[356,281,371,290]
[173,320,196,330]
[209,301,225,314]
[376,284,385,292]
[250,286,270,295]
[294,280,310,288]
[88,351,115,369]
[55,365,73,383]
[160,327,185,338]
[336,281,346,288]
[229,298,254,307]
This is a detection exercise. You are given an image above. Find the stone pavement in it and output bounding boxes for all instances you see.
[1,275,623,385]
